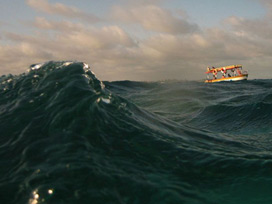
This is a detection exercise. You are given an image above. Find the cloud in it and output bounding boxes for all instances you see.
[31,18,136,48]
[1,0,272,80]
[26,0,100,23]
[111,5,199,34]
[0,20,257,80]
[222,0,272,40]
[225,16,272,40]
[32,17,85,32]
[2,14,272,80]
[1,20,140,80]
[259,0,272,13]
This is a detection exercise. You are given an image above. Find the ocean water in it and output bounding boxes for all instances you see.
[1,61,272,204]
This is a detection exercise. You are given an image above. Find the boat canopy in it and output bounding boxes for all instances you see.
[206,65,242,74]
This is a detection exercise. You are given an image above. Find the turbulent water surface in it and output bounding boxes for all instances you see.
[1,61,272,204]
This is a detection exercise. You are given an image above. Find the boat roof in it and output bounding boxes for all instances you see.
[206,65,242,73]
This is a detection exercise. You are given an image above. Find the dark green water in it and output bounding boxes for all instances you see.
[1,61,272,203]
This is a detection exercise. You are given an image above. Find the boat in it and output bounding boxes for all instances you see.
[205,65,248,83]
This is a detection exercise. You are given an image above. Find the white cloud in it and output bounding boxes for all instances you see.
[223,0,272,40]
[111,5,199,34]
[26,0,100,23]
[1,20,141,80]
[225,15,272,40]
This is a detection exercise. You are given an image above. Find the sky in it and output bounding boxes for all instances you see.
[0,0,271,81]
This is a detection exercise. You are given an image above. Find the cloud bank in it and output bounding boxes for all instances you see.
[0,0,271,80]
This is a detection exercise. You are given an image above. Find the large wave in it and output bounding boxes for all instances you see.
[1,61,272,204]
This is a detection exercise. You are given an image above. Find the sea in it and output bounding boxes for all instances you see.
[1,61,272,204]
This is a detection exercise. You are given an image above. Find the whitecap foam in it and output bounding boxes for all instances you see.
[96,96,111,104]
[29,63,44,71]
[101,98,111,104]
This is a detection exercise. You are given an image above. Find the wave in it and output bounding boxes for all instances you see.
[1,61,272,203]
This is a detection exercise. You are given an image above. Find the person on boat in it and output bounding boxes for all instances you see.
[221,69,224,78]
[213,70,217,79]
[237,68,242,75]
[221,68,227,78]
[231,69,236,76]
